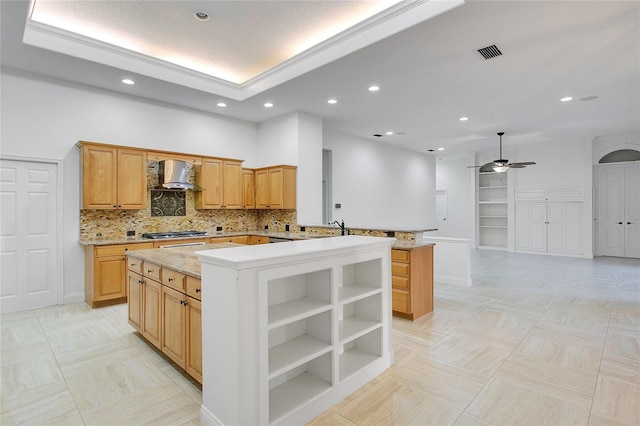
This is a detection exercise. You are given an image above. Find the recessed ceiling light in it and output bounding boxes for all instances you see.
[386,131,394,135]
[438,147,445,151]
[217,102,227,107]
[368,85,380,92]
[560,96,573,102]
[121,79,135,85]
[264,102,274,108]
[459,116,468,121]
[194,12,209,21]
[327,99,337,104]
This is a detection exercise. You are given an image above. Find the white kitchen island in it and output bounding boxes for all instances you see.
[196,235,395,426]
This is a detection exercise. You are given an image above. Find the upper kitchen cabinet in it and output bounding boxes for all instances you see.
[242,168,255,209]
[194,158,243,209]
[78,142,147,210]
[255,165,297,209]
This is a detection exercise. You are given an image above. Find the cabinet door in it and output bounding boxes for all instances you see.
[142,279,162,349]
[255,169,270,208]
[515,202,547,252]
[242,169,255,209]
[223,161,243,208]
[117,148,147,209]
[94,255,126,301]
[186,297,202,383]
[82,145,117,209]
[196,158,223,209]
[268,168,284,208]
[127,270,143,332]
[392,289,411,313]
[548,203,582,254]
[162,285,187,368]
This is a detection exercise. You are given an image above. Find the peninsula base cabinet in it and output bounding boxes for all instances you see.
[127,257,203,383]
[197,236,394,426]
[391,245,434,321]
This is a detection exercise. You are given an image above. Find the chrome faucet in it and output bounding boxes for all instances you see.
[331,219,346,236]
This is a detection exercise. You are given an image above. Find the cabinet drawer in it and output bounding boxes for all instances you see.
[95,242,153,257]
[127,257,143,274]
[392,262,410,276]
[210,236,248,244]
[392,275,410,290]
[142,261,162,281]
[391,249,410,262]
[163,268,186,292]
[186,276,202,300]
[392,289,411,313]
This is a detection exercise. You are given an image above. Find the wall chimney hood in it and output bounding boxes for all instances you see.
[158,159,195,190]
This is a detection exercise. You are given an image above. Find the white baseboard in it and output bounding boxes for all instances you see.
[63,293,84,305]
[200,405,223,426]
[434,274,472,287]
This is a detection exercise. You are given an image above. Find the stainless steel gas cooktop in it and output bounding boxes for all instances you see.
[141,231,208,239]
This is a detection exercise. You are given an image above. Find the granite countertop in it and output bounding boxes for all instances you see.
[80,230,433,250]
[126,243,241,278]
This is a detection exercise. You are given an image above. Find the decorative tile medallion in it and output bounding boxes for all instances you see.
[150,190,186,216]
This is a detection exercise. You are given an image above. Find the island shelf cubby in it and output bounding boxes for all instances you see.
[198,236,394,426]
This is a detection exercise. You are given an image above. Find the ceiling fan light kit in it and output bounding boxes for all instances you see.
[468,132,536,173]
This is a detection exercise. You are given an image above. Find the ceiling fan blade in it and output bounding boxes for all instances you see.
[507,161,536,166]
[507,164,526,169]
[467,165,483,168]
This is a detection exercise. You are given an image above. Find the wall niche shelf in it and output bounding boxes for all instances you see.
[477,172,508,249]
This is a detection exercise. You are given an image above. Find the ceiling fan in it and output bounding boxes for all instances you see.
[468,132,536,173]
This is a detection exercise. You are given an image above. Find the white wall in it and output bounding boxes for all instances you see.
[323,128,435,229]
[1,69,259,303]
[433,157,474,239]
[296,113,323,225]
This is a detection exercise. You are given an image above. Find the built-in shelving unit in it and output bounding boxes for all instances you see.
[478,172,508,249]
[198,236,394,426]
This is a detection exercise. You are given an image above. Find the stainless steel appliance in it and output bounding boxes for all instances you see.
[141,231,208,239]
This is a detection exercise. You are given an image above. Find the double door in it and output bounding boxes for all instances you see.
[596,164,640,258]
[515,202,582,255]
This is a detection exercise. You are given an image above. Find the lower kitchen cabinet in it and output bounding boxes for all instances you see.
[391,245,434,320]
[162,285,187,368]
[127,257,202,383]
[85,242,153,308]
[186,297,202,382]
[142,278,162,350]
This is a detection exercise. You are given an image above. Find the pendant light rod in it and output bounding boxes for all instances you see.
[497,131,504,159]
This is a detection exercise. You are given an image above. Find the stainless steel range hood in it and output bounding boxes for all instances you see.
[158,159,194,190]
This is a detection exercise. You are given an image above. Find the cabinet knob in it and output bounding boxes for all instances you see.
[168,277,173,282]
[147,269,153,273]
[628,222,633,225]
[195,288,201,293]
[618,222,623,225]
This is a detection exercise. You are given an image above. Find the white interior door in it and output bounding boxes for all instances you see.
[515,202,546,252]
[0,159,59,313]
[624,165,640,258]
[598,165,626,257]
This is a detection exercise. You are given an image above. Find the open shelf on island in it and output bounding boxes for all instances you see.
[269,370,332,424]
[339,293,382,344]
[268,298,332,330]
[339,328,382,381]
[338,259,382,304]
[268,311,332,379]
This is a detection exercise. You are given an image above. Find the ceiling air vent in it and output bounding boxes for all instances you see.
[477,44,502,60]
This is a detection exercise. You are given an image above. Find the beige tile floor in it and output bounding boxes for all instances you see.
[2,250,639,425]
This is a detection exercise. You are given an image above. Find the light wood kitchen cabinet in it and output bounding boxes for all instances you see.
[142,278,162,349]
[242,168,255,209]
[210,235,249,244]
[84,242,153,308]
[195,157,243,209]
[391,245,434,320]
[254,165,296,209]
[127,255,203,383]
[248,235,269,245]
[161,285,187,368]
[78,142,147,210]
[127,270,144,332]
[186,297,202,382]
